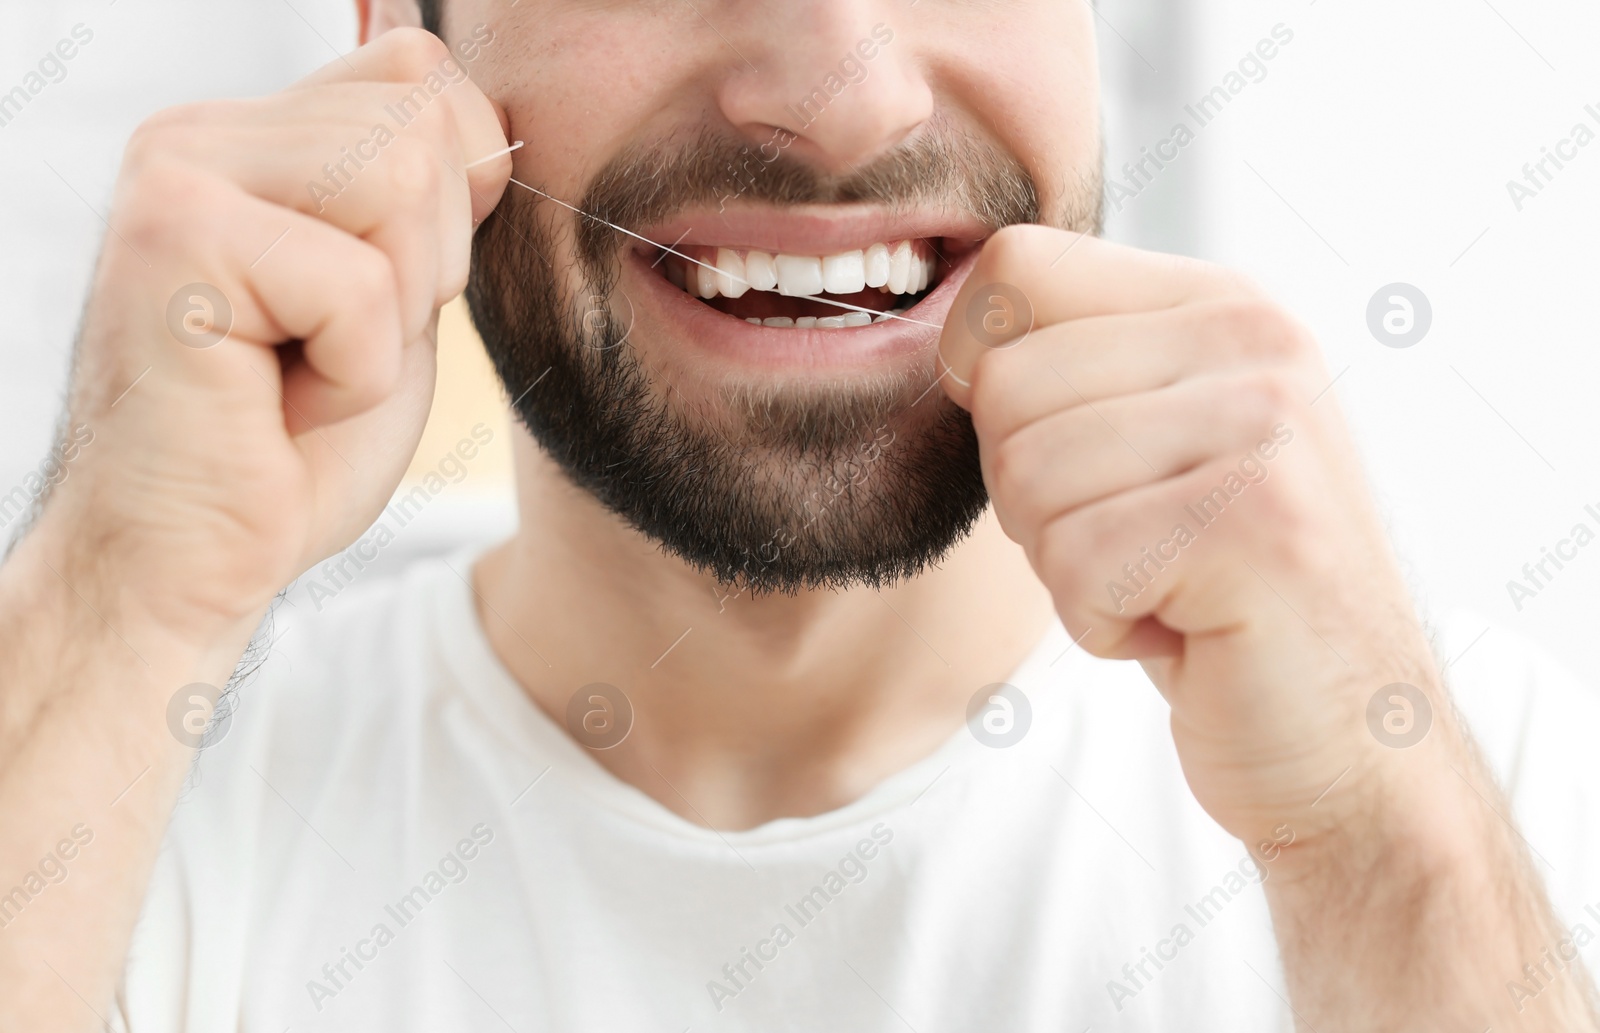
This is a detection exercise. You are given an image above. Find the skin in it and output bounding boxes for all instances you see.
[0,2,1592,1030]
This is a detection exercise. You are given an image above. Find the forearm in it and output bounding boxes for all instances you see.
[0,525,256,1030]
[1265,729,1600,1031]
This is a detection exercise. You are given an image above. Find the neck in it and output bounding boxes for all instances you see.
[474,430,1055,830]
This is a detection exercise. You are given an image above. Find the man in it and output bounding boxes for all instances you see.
[1,1,1597,1029]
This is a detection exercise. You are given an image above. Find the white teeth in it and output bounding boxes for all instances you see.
[821,251,866,295]
[887,241,912,294]
[775,254,824,297]
[672,242,933,312]
[716,248,748,298]
[748,308,900,330]
[745,251,777,292]
[864,243,890,289]
[695,262,718,299]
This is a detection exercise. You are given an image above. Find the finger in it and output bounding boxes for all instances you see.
[244,215,404,432]
[939,226,1254,405]
[968,299,1315,445]
[1028,458,1267,659]
[437,76,512,227]
[181,189,407,431]
[138,89,454,342]
[277,25,509,305]
[982,371,1301,554]
[291,27,511,224]
[289,26,470,92]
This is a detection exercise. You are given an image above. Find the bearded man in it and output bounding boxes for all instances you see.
[1,3,1598,1030]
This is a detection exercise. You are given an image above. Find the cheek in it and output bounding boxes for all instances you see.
[475,12,710,195]
[920,10,1099,216]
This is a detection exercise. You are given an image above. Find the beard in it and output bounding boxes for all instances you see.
[465,118,1102,594]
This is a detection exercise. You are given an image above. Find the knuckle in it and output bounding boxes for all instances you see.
[113,161,214,260]
[964,350,1014,436]
[380,27,454,81]
[123,101,237,169]
[985,428,1031,508]
[1253,476,1330,575]
[381,138,439,201]
[346,245,399,312]
[121,110,187,174]
[1033,514,1095,601]
[978,223,1053,280]
[1207,298,1309,363]
[1241,369,1302,424]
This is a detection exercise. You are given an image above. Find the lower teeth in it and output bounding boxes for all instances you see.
[744,309,905,329]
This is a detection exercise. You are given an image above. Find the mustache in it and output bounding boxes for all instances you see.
[570,115,1048,272]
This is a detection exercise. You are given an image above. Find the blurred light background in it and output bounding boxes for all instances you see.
[3,0,1598,684]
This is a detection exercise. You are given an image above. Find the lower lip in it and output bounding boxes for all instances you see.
[624,246,980,371]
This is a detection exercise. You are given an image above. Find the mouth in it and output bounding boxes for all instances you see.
[619,207,992,372]
[650,238,959,328]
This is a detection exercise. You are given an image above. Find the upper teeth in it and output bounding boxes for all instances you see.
[674,242,935,300]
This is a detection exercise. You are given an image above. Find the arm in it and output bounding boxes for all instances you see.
[937,225,1599,1030]
[1264,736,1597,1029]
[0,529,258,1027]
[0,28,511,1029]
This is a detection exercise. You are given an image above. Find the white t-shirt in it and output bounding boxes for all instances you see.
[114,551,1600,1032]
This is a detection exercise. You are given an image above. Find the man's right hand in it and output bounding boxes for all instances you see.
[0,29,510,1030]
[35,27,511,645]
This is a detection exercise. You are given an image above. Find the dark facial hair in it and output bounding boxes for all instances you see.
[466,119,1101,594]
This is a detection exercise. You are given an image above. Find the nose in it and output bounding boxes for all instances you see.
[716,6,933,174]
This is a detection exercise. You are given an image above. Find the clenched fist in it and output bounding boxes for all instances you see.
[938,226,1449,849]
[37,28,511,644]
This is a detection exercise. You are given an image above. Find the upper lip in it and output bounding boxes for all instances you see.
[634,203,995,257]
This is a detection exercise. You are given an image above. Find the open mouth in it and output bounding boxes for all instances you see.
[646,238,971,328]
